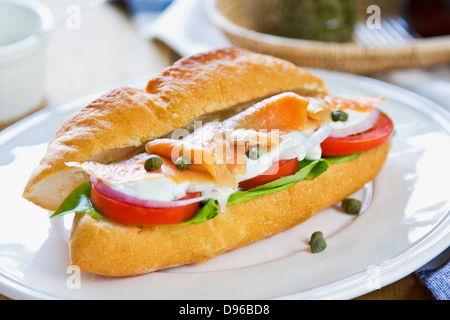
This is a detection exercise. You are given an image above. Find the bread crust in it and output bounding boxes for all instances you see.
[69,142,390,277]
[23,47,326,211]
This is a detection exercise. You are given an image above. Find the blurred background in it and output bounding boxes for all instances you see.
[0,0,449,127]
[37,0,173,104]
[0,0,171,121]
[0,0,449,300]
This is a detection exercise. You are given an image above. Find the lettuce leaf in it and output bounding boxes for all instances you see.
[50,182,102,219]
[227,159,329,205]
[322,152,363,165]
[181,199,219,225]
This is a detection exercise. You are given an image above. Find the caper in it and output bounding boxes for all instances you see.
[309,231,327,253]
[246,145,263,160]
[144,155,162,171]
[341,198,362,215]
[310,231,323,244]
[175,156,191,171]
[331,109,349,122]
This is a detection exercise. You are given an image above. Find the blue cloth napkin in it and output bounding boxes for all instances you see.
[416,248,450,300]
[118,0,231,56]
[121,0,173,15]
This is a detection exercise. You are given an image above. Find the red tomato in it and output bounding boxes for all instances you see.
[238,158,300,191]
[321,113,394,156]
[90,184,201,226]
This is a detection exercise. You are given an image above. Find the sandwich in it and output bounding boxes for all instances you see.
[23,47,393,277]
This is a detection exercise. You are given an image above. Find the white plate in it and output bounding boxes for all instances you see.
[0,70,449,300]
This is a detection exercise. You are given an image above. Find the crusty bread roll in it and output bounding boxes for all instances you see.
[23,47,327,211]
[70,143,390,277]
[23,47,391,277]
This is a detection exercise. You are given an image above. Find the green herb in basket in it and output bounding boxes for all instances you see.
[270,0,357,43]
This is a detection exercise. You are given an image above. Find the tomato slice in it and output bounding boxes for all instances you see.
[238,158,300,191]
[321,113,394,156]
[90,184,201,226]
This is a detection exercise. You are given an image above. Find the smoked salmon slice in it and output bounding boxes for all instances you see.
[67,153,217,186]
[305,93,385,121]
[146,92,310,188]
[223,92,309,133]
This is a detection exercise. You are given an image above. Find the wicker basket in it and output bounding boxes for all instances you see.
[204,0,450,74]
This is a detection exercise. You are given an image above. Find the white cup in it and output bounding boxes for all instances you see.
[0,0,54,124]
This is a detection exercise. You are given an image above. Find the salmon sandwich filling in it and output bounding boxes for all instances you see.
[57,91,390,226]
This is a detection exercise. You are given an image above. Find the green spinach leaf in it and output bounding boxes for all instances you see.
[181,199,220,225]
[227,159,329,205]
[322,152,363,165]
[50,182,102,219]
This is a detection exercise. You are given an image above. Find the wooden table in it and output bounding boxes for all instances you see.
[0,0,435,300]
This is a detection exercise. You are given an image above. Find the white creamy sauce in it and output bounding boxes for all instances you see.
[328,109,372,130]
[305,144,322,160]
[236,131,321,182]
[109,130,324,207]
[113,178,189,202]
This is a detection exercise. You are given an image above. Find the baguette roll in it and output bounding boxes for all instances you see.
[70,142,390,277]
[22,47,391,277]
